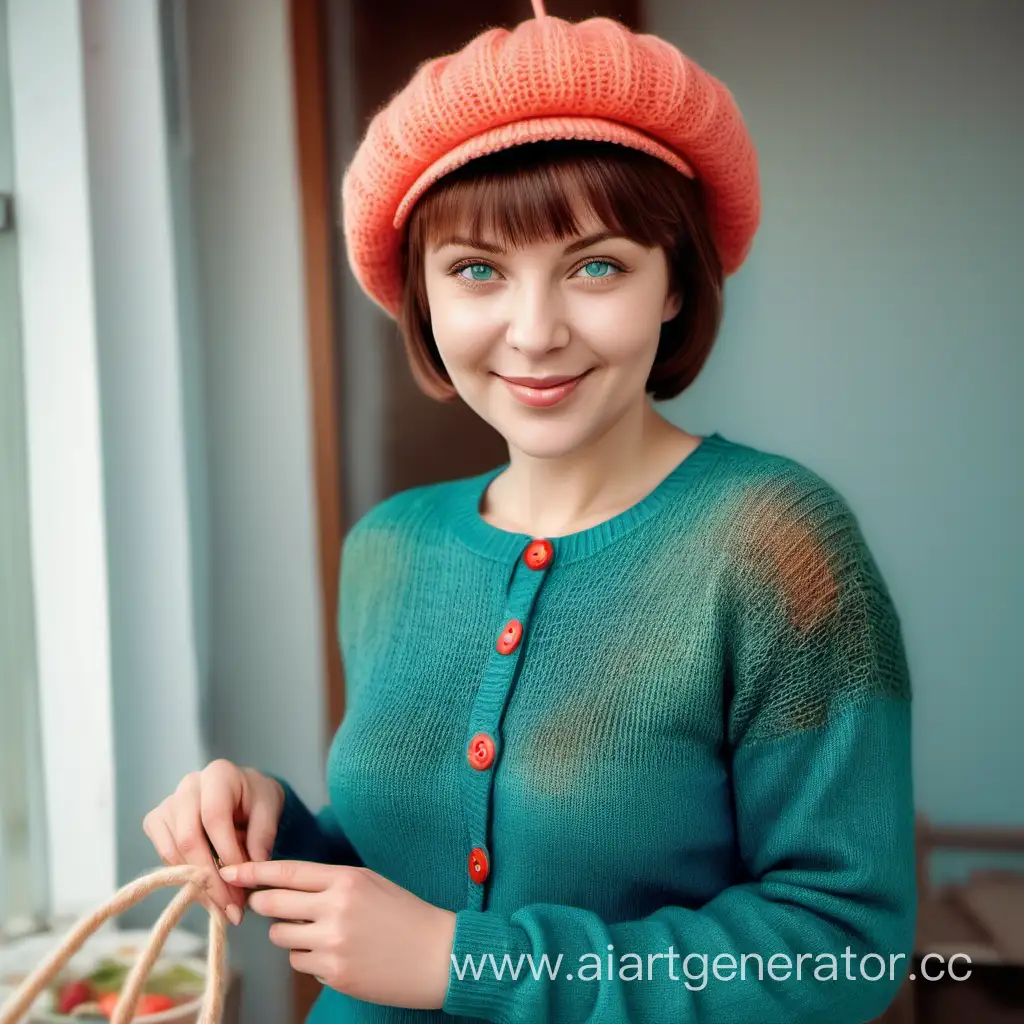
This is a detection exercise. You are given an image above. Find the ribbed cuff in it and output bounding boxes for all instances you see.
[266,774,317,863]
[442,909,525,1022]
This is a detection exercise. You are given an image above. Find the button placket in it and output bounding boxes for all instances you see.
[459,538,555,911]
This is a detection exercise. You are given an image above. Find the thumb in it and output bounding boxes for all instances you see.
[246,800,279,862]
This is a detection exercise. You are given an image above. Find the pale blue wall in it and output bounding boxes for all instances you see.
[184,0,331,1019]
[649,0,1023,830]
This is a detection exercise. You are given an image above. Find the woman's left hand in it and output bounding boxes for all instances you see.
[219,860,457,1010]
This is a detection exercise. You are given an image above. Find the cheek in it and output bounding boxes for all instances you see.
[568,291,663,367]
[432,323,490,378]
[424,293,493,372]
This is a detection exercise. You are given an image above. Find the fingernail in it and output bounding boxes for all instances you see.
[226,905,242,926]
[219,865,238,881]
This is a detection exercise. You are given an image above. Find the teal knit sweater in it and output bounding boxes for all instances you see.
[267,431,916,1024]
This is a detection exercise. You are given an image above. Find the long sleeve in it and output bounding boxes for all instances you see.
[265,774,364,868]
[441,473,916,1024]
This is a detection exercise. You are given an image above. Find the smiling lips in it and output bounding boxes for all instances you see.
[498,370,592,407]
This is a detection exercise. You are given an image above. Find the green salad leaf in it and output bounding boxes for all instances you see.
[76,956,204,1000]
[145,962,205,997]
[85,959,130,994]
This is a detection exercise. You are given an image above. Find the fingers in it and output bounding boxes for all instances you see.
[219,859,335,891]
[244,775,281,863]
[288,950,323,979]
[200,761,250,870]
[141,761,275,928]
[267,920,318,951]
[142,807,183,867]
[170,775,245,921]
[246,887,318,923]
[200,761,253,922]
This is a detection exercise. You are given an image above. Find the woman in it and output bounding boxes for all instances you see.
[144,4,916,1022]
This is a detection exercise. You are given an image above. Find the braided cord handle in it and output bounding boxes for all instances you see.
[0,866,228,1024]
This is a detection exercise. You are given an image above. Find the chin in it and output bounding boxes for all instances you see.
[496,420,591,461]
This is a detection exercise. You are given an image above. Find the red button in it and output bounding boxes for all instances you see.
[523,538,554,570]
[468,846,490,883]
[468,732,495,770]
[496,619,523,655]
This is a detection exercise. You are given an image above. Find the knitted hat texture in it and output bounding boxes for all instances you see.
[341,0,760,318]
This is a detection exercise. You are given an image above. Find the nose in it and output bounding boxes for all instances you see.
[504,278,570,356]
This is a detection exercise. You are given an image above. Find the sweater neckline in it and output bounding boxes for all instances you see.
[448,431,726,565]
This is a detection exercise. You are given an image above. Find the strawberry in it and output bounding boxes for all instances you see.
[56,980,94,1013]
[96,992,120,1017]
[137,994,177,1015]
[95,991,178,1019]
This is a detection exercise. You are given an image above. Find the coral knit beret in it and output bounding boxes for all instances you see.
[341,0,761,320]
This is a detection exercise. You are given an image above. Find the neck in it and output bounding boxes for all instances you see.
[483,399,700,537]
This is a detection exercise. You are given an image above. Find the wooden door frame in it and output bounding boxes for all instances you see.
[289,0,345,739]
[288,0,345,1018]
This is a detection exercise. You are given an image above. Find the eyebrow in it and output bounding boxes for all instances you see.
[431,230,620,256]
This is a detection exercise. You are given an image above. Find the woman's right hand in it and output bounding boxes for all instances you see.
[142,760,285,925]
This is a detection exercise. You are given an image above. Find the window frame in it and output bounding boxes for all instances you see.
[5,0,118,927]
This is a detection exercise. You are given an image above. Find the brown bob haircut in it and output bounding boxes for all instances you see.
[398,139,724,403]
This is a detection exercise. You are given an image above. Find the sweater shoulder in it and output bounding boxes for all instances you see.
[708,434,847,508]
[335,476,471,652]
[710,438,911,743]
[712,436,905,623]
[340,473,478,553]
[703,435,868,568]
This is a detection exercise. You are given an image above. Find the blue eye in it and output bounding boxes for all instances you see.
[578,260,618,279]
[453,259,621,285]
[458,264,495,282]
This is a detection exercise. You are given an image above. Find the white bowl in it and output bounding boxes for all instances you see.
[0,929,205,984]
[23,955,209,1024]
